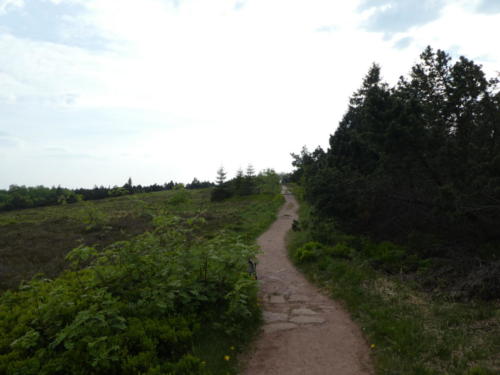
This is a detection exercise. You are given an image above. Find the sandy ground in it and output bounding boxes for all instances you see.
[241,188,374,375]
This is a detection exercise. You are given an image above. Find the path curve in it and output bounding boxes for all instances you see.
[241,188,373,375]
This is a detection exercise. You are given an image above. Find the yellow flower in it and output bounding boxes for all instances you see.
[370,344,376,349]
[224,355,230,361]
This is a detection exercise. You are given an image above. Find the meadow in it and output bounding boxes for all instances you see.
[0,185,284,374]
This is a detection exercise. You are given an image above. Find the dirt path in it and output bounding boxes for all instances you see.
[241,188,373,375]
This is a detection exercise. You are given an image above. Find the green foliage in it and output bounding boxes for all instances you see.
[288,195,500,375]
[0,213,259,374]
[168,186,190,206]
[227,194,285,241]
[324,242,355,259]
[79,202,110,231]
[292,46,500,298]
[466,368,498,375]
[256,169,281,195]
[0,187,282,294]
[108,187,129,197]
[186,178,213,190]
[364,241,407,272]
[211,167,282,201]
[0,185,84,211]
[211,167,233,202]
[0,188,284,374]
[0,177,193,213]
[295,242,323,263]
[210,187,233,202]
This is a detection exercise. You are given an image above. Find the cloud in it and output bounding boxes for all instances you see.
[393,36,412,49]
[0,32,113,109]
[0,132,21,148]
[476,0,500,14]
[43,146,101,160]
[234,0,246,11]
[0,138,17,148]
[0,0,24,15]
[358,0,446,36]
[0,0,110,50]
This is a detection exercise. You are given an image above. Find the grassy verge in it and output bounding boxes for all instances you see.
[0,189,284,375]
[287,187,499,375]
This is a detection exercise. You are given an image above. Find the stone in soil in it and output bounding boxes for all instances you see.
[264,322,298,334]
[289,294,310,302]
[291,307,318,315]
[263,311,288,323]
[269,295,286,304]
[289,316,326,324]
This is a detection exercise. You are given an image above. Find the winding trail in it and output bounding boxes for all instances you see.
[241,188,373,375]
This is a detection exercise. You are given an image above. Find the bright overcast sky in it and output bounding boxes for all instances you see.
[1,0,499,188]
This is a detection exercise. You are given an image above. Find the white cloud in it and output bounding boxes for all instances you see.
[386,1,500,76]
[0,0,24,15]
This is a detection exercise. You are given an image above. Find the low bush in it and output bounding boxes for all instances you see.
[295,242,323,263]
[0,212,259,375]
[287,191,500,375]
[324,242,354,259]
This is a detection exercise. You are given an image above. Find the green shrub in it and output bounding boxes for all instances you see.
[0,212,258,375]
[169,187,190,206]
[108,187,129,197]
[295,241,323,263]
[79,203,110,231]
[324,242,355,259]
[364,241,407,272]
[466,368,497,375]
[210,187,233,202]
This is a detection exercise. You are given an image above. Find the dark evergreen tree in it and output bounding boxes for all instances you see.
[233,168,245,195]
[294,46,500,255]
[241,164,257,195]
[211,166,232,201]
[123,177,133,193]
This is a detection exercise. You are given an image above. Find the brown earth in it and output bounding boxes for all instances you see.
[241,188,374,375]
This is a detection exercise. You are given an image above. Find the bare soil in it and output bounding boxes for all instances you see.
[241,188,374,375]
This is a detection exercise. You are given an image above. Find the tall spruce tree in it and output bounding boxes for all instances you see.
[216,166,227,186]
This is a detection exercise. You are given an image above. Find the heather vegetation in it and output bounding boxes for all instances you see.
[0,174,283,374]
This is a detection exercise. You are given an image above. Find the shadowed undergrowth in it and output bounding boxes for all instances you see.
[287,190,499,375]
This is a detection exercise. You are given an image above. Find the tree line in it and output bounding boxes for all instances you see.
[211,165,282,201]
[0,177,214,212]
[291,46,500,260]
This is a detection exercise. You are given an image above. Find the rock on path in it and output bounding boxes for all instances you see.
[241,187,373,375]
